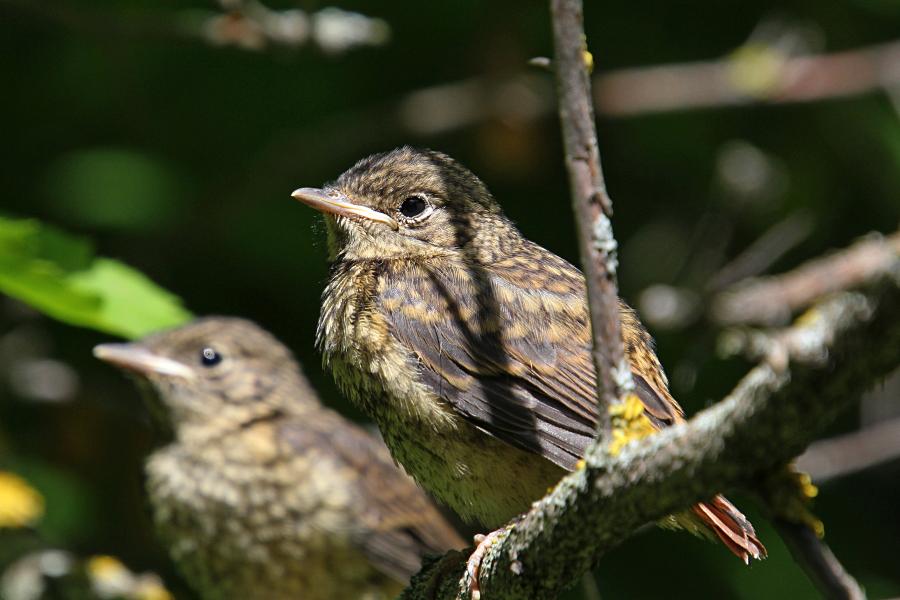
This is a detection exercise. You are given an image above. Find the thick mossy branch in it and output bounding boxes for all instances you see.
[400,268,900,600]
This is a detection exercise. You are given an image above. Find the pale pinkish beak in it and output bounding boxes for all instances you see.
[291,187,398,230]
[93,343,195,380]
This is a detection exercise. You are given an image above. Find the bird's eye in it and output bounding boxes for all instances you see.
[200,347,222,367]
[399,195,428,218]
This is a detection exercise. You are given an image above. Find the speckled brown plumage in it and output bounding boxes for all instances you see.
[298,146,765,564]
[94,317,463,600]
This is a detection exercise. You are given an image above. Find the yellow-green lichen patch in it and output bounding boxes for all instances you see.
[607,393,657,456]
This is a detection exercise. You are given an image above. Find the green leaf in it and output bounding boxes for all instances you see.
[0,216,192,339]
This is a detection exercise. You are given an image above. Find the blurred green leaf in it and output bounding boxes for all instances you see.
[0,216,192,339]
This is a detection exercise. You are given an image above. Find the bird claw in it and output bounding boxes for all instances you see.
[466,530,503,599]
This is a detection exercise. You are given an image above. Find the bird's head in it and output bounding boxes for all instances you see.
[293,147,520,262]
[93,317,313,439]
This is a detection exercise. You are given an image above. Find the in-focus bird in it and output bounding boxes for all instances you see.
[93,317,463,600]
[292,147,766,572]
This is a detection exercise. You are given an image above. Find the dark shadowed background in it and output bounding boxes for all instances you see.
[1,1,899,598]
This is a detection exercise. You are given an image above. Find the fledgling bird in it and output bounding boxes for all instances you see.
[293,147,766,571]
[93,317,463,600]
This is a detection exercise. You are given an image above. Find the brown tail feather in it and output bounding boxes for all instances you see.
[692,495,766,564]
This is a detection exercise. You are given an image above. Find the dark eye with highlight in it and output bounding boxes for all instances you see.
[399,195,428,218]
[200,347,222,367]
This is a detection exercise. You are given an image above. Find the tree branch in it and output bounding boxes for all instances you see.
[713,230,900,326]
[772,519,865,600]
[797,415,900,484]
[402,265,900,599]
[596,39,900,116]
[706,211,814,292]
[0,0,389,54]
[550,0,630,437]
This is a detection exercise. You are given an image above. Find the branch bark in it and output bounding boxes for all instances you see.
[402,265,900,599]
[550,0,630,437]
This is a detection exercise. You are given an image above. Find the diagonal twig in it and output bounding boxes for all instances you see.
[773,519,865,600]
[713,230,900,326]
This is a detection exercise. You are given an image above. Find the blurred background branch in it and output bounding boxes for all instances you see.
[596,37,900,116]
[713,230,900,327]
[798,416,900,485]
[0,0,389,54]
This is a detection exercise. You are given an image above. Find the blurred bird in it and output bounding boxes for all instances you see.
[93,317,463,600]
[293,147,766,574]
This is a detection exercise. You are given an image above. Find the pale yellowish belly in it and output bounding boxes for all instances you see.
[376,406,566,528]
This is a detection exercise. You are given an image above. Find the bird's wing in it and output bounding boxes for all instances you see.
[381,244,683,471]
[278,414,463,583]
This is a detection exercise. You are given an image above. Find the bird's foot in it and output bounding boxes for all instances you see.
[465,529,503,599]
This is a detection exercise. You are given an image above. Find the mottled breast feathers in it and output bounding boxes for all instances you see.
[379,239,683,471]
[277,410,462,582]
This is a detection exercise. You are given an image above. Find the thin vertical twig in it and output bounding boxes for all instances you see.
[550,0,631,437]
